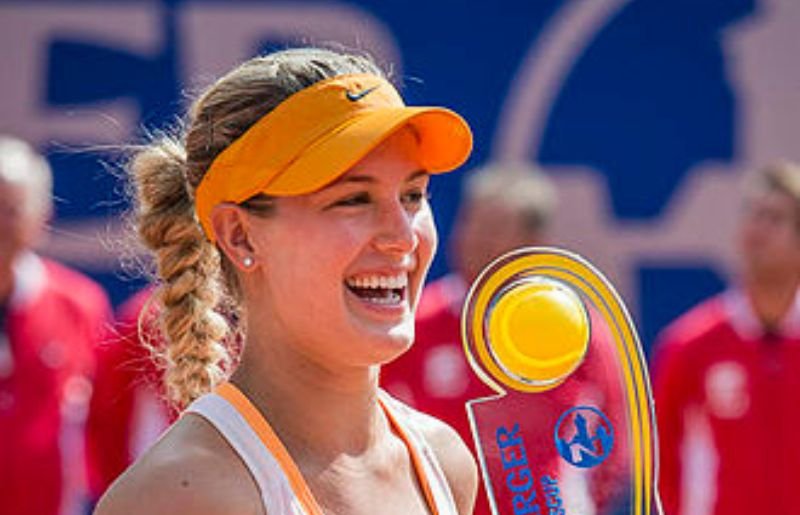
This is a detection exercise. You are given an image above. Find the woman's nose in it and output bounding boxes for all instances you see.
[372,200,417,255]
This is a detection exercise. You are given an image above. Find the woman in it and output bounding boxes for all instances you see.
[95,47,478,514]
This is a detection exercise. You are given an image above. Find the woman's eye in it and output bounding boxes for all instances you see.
[402,189,430,206]
[333,192,370,207]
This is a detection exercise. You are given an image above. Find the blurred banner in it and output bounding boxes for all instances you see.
[2,0,799,352]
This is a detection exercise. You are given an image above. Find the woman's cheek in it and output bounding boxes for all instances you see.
[418,209,438,261]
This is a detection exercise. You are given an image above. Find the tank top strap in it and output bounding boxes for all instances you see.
[186,383,323,515]
[378,390,460,515]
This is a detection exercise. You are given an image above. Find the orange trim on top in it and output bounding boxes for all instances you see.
[215,382,324,515]
[378,396,441,515]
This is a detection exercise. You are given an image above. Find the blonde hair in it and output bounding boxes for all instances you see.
[463,161,557,231]
[130,48,385,407]
[747,160,800,230]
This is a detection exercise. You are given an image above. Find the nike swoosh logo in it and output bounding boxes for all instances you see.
[346,85,379,102]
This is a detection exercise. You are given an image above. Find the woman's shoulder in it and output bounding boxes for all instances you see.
[384,395,478,514]
[94,413,264,515]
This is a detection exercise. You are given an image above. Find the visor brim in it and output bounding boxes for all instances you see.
[263,106,472,196]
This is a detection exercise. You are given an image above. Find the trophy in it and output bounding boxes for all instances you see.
[463,248,662,514]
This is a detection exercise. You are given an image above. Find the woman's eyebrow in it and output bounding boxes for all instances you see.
[405,170,428,182]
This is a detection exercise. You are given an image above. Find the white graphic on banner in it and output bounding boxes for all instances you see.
[0,2,400,272]
[0,4,160,145]
[493,0,800,312]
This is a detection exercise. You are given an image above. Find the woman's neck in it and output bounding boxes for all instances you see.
[228,335,390,470]
[0,267,13,306]
[744,270,800,329]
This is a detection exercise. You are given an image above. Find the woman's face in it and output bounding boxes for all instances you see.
[0,180,43,291]
[246,128,438,368]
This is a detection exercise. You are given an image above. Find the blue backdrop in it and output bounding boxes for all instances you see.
[3,0,799,355]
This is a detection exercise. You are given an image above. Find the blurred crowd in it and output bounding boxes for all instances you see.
[3,132,799,515]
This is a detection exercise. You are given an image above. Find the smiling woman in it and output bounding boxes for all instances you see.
[93,47,477,515]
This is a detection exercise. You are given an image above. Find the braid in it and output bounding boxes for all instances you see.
[131,137,230,407]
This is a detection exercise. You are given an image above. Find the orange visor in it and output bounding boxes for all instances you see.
[194,73,473,241]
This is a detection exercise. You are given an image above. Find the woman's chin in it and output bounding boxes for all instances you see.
[363,325,415,365]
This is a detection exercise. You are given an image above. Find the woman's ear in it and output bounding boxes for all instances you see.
[210,203,258,272]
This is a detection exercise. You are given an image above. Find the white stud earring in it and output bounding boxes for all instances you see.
[242,256,254,268]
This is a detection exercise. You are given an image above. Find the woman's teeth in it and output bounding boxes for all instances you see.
[346,274,408,304]
[346,274,407,289]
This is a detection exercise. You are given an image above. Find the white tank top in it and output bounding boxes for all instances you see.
[186,382,459,515]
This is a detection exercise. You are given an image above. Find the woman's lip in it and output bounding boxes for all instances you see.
[344,260,419,311]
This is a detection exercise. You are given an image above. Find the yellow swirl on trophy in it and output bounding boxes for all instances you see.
[462,247,662,515]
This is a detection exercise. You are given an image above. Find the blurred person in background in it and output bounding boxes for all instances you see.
[653,161,800,515]
[0,135,111,514]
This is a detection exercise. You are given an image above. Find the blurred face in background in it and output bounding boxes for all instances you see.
[0,179,46,299]
[738,187,800,282]
[453,197,547,285]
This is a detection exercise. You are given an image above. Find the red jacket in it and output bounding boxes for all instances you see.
[0,254,111,515]
[653,289,800,515]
